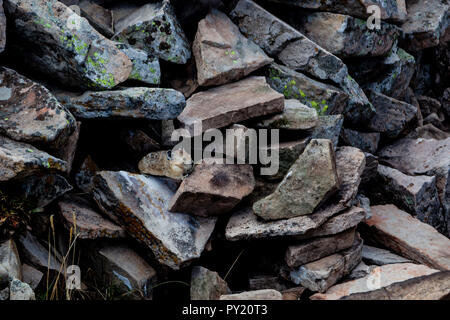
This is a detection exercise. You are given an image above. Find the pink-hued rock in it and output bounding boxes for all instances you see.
[364,205,450,270]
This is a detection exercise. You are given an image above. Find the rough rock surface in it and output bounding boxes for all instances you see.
[253,139,340,220]
[169,161,255,217]
[21,264,43,290]
[341,128,380,154]
[18,232,61,272]
[138,149,193,181]
[0,0,5,52]
[0,239,21,283]
[193,9,272,87]
[256,100,318,130]
[178,76,284,135]
[9,278,35,300]
[4,0,132,90]
[92,171,217,270]
[362,245,411,266]
[190,266,230,300]
[310,115,344,149]
[220,289,282,300]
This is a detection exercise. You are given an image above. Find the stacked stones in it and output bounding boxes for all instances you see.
[0,0,449,300]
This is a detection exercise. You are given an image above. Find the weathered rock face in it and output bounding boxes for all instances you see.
[230,0,373,124]
[253,139,340,220]
[113,1,191,64]
[138,149,193,181]
[266,0,407,23]
[21,264,43,290]
[4,0,132,90]
[400,0,450,51]
[220,289,282,300]
[362,245,411,266]
[341,271,450,300]
[257,100,318,130]
[190,266,230,300]
[75,155,98,193]
[0,136,67,182]
[0,67,76,147]
[92,171,217,270]
[193,9,272,87]
[51,121,80,175]
[367,90,417,138]
[0,239,21,284]
[169,161,255,217]
[56,88,185,120]
[9,278,35,300]
[178,76,284,135]
[59,196,125,239]
[115,43,161,85]
[364,205,450,270]
[311,263,439,300]
[374,165,444,231]
[286,227,356,268]
[18,232,61,272]
[77,0,114,37]
[266,63,349,115]
[290,236,363,293]
[0,0,5,53]
[288,12,399,58]
[341,128,380,154]
[310,115,344,149]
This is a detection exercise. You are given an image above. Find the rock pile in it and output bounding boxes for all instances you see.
[0,0,449,300]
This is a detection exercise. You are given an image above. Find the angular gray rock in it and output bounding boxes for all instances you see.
[4,0,132,90]
[56,87,185,120]
[178,76,284,135]
[0,239,21,284]
[256,100,318,130]
[190,266,230,300]
[266,63,348,115]
[341,128,380,154]
[290,236,363,293]
[9,278,35,300]
[18,232,61,272]
[309,115,344,150]
[113,0,191,64]
[168,161,255,217]
[253,139,340,220]
[0,67,76,147]
[75,155,98,193]
[92,171,217,270]
[78,0,114,37]
[220,289,282,300]
[0,136,67,182]
[51,121,81,175]
[193,9,272,87]
[362,245,411,266]
[138,149,193,181]
[21,264,43,290]
[0,0,5,53]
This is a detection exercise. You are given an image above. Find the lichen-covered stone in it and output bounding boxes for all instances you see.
[0,67,76,147]
[74,155,98,193]
[0,136,67,181]
[193,9,272,86]
[113,0,191,64]
[56,87,185,120]
[9,278,35,300]
[253,139,340,220]
[3,0,132,90]
[309,115,344,150]
[256,100,318,130]
[92,171,217,270]
[191,266,230,300]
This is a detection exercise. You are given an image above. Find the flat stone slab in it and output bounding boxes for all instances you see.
[362,245,411,266]
[92,171,217,270]
[0,67,76,147]
[18,232,61,272]
[220,289,282,300]
[0,136,67,182]
[178,76,284,135]
[193,9,272,87]
[253,139,340,220]
[59,196,126,239]
[56,87,185,120]
[311,263,439,300]
[364,205,450,270]
[169,161,255,217]
[191,266,230,300]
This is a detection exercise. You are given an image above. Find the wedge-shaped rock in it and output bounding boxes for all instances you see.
[341,271,450,300]
[230,0,373,124]
[400,0,450,51]
[253,139,339,220]
[220,289,282,300]
[115,43,161,85]
[226,147,365,240]
[311,263,439,300]
[75,155,98,193]
[59,196,126,239]
[3,0,132,90]
[169,161,255,217]
[18,232,61,272]
[290,236,363,293]
[364,205,450,270]
[92,171,217,270]
[266,63,348,115]
[78,0,114,37]
[194,9,272,87]
[0,239,21,283]
[374,165,443,231]
[21,264,43,290]
[257,100,318,130]
[0,136,67,181]
[286,228,356,268]
[362,245,411,266]
[113,0,190,64]
[0,1,5,53]
[51,121,80,174]
[310,115,344,149]
[56,87,185,120]
[267,0,407,23]
[0,67,76,147]
[178,76,284,135]
[341,128,380,154]
[367,90,417,138]
[191,266,230,300]
[287,12,399,58]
